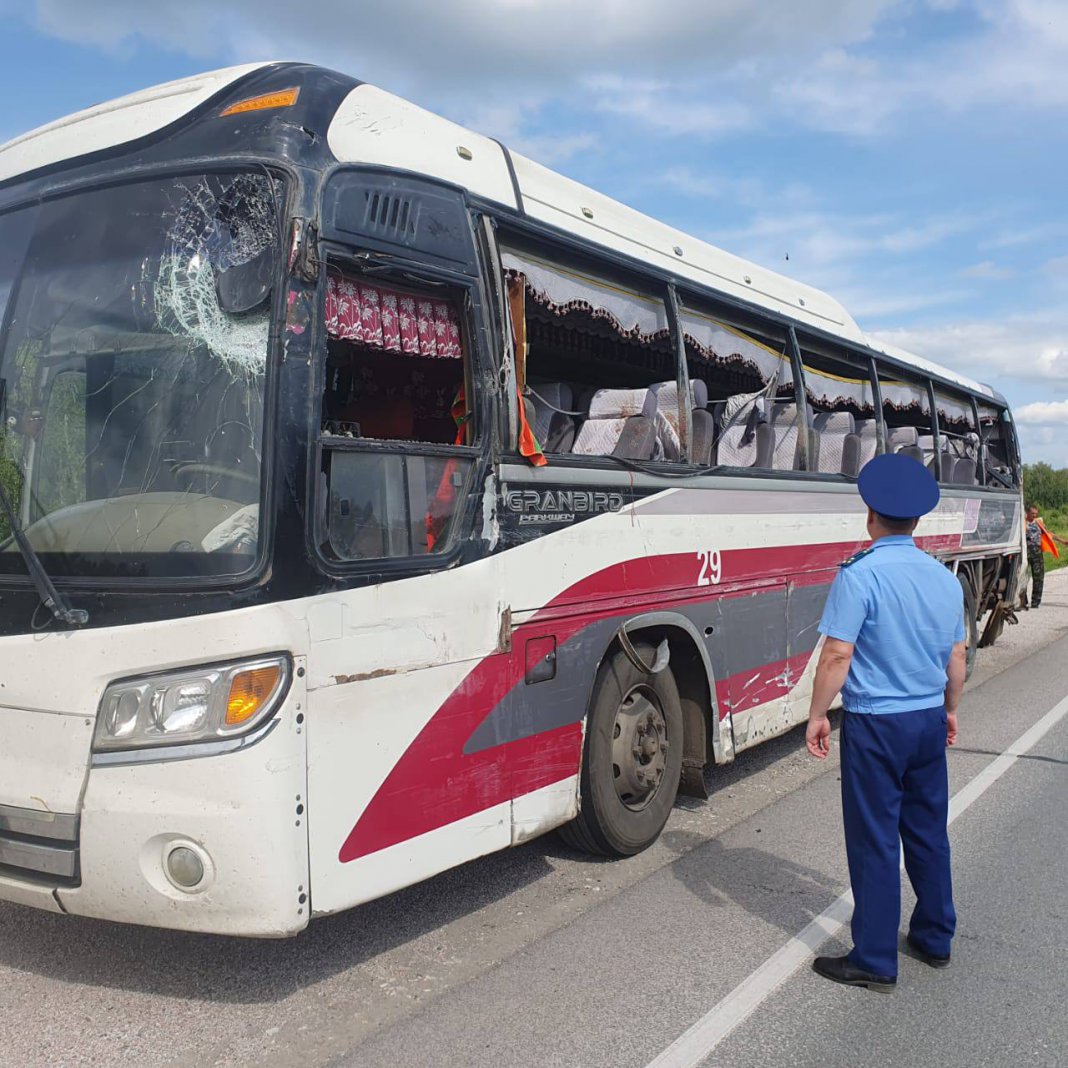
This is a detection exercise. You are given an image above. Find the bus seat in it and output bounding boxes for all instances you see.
[650,379,713,463]
[888,426,923,464]
[769,402,802,470]
[571,388,658,460]
[953,456,977,485]
[718,395,774,468]
[853,419,878,471]
[813,411,856,474]
[692,409,716,465]
[528,382,577,453]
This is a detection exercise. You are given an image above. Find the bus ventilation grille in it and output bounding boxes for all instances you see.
[364,191,418,241]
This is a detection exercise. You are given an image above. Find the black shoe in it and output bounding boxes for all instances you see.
[812,955,896,992]
[906,933,951,968]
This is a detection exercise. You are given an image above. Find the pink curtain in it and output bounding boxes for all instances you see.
[325,276,463,358]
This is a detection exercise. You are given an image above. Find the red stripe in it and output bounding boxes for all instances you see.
[338,533,962,862]
[714,650,818,718]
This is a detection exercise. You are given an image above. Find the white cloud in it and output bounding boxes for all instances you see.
[18,0,1068,154]
[1014,399,1068,425]
[961,260,1015,280]
[869,315,1068,385]
[1044,255,1068,276]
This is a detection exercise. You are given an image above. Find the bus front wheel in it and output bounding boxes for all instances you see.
[560,642,684,857]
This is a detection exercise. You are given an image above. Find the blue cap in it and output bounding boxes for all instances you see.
[857,453,940,519]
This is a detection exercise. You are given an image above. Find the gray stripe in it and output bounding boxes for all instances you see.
[464,618,618,754]
[464,582,832,754]
[499,463,864,497]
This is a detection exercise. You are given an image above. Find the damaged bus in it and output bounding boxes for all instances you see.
[0,63,1023,935]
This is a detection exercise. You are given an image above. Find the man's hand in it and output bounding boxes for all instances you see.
[946,711,958,746]
[806,715,832,759]
[805,637,853,759]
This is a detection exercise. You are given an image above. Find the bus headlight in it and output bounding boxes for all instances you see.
[94,656,290,752]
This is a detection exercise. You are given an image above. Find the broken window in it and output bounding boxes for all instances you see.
[679,299,795,470]
[0,173,279,578]
[976,403,1018,488]
[318,266,477,561]
[934,390,979,485]
[502,248,681,464]
[800,349,879,477]
[877,370,935,472]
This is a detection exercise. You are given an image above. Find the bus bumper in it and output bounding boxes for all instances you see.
[0,693,310,938]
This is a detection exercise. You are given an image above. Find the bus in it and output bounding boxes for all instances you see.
[0,62,1023,936]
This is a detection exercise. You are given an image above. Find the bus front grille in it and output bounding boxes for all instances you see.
[0,804,80,886]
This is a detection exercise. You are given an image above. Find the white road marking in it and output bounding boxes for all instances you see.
[645,692,1068,1068]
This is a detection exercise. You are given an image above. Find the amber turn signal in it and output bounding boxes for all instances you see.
[226,665,283,726]
[219,88,300,117]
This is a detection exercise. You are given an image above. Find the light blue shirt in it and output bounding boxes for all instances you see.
[818,535,965,714]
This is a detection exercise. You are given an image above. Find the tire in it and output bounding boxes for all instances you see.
[959,572,978,680]
[559,641,684,857]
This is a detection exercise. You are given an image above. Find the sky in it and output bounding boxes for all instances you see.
[0,0,1066,467]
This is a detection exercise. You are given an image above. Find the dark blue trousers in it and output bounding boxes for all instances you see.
[841,706,956,977]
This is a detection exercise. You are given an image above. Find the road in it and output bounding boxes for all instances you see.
[1,571,1066,1068]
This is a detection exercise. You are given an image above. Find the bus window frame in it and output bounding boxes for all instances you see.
[309,247,495,578]
[927,378,944,482]
[792,333,883,479]
[494,230,689,473]
[471,197,1021,494]
[0,162,294,594]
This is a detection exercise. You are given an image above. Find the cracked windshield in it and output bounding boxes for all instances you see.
[0,173,279,578]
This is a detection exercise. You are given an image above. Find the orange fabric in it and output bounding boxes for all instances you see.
[426,386,471,552]
[1040,523,1060,558]
[506,273,546,467]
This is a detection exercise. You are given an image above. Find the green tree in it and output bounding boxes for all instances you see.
[1022,462,1068,512]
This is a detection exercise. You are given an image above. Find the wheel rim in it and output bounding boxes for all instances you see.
[611,684,669,811]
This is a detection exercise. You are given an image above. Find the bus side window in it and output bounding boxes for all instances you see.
[799,348,878,477]
[977,403,1018,488]
[877,371,933,470]
[317,267,478,562]
[677,300,794,471]
[934,391,979,486]
[501,247,683,463]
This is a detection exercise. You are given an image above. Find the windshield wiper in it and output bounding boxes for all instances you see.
[0,478,88,627]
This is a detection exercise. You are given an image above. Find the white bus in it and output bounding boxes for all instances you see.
[0,62,1023,935]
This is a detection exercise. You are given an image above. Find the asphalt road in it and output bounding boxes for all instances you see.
[1,571,1066,1068]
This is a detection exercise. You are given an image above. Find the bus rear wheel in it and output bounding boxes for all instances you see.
[560,642,684,857]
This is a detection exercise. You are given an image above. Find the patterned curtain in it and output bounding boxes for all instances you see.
[326,275,463,358]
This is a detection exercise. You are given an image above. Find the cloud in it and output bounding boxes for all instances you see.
[1014,399,1068,425]
[869,315,1068,385]
[961,260,1015,280]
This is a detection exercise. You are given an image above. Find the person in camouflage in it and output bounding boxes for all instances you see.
[1023,503,1067,608]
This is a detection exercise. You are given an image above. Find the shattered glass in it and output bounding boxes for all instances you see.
[0,172,282,579]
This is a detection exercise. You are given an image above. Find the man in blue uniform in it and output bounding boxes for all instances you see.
[806,453,967,992]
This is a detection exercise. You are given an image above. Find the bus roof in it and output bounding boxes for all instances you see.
[0,62,998,403]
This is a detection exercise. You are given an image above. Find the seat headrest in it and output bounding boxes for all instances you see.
[815,411,856,434]
[649,380,707,411]
[771,403,799,424]
[587,388,657,421]
[889,426,919,447]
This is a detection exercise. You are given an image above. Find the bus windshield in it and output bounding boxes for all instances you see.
[0,172,281,580]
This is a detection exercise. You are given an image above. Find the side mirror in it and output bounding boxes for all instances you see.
[214,246,275,314]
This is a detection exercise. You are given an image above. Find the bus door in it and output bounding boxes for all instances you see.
[304,171,510,913]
